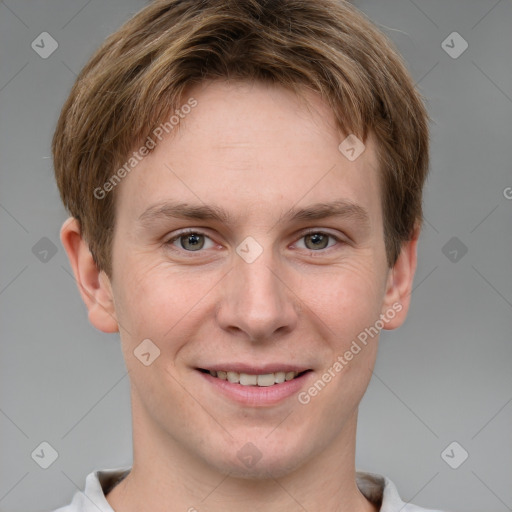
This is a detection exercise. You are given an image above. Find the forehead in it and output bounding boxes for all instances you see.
[114,80,382,229]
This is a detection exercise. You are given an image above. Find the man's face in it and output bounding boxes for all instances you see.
[104,80,402,477]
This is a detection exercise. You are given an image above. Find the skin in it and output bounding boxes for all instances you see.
[61,79,418,512]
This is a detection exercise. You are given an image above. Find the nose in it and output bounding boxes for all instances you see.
[216,248,300,343]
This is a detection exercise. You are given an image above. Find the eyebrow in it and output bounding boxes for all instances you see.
[137,199,370,229]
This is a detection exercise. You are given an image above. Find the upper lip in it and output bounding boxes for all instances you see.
[197,363,312,374]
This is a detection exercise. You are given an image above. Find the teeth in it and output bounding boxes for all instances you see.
[240,373,258,385]
[207,370,301,386]
[274,371,286,383]
[257,373,275,387]
[227,371,239,383]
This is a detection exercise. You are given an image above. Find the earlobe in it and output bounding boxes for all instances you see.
[381,225,420,330]
[60,217,119,333]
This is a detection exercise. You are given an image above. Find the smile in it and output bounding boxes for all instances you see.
[198,369,311,387]
[196,364,314,406]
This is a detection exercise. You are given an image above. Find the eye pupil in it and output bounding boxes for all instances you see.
[181,233,204,251]
[305,233,329,250]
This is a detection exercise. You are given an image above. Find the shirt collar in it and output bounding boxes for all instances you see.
[64,466,443,512]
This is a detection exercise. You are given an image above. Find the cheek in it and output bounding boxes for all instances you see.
[308,257,386,334]
[297,262,384,430]
[112,255,219,347]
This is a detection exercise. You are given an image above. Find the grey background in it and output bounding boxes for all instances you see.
[0,1,511,511]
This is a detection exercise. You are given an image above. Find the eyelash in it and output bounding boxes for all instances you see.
[164,228,344,255]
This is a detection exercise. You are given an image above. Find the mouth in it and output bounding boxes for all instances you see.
[197,368,312,387]
[195,363,314,406]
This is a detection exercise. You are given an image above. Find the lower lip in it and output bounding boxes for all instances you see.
[198,370,312,406]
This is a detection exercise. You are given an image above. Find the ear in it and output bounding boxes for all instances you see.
[380,224,420,330]
[60,217,119,333]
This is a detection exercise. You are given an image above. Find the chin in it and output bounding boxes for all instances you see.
[216,457,304,481]
[203,437,310,480]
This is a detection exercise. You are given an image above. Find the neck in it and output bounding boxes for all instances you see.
[106,396,378,512]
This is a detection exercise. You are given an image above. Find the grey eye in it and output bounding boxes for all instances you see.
[175,233,207,251]
[303,233,331,250]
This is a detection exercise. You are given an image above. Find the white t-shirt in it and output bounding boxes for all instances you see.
[51,467,447,512]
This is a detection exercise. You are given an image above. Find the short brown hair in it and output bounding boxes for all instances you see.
[53,0,429,277]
